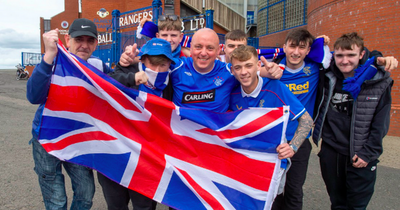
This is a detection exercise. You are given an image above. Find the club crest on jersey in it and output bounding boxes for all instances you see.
[303,66,311,76]
[182,89,216,103]
[259,99,265,107]
[214,76,224,86]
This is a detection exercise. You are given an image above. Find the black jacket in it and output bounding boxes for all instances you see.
[313,49,393,162]
[109,62,173,101]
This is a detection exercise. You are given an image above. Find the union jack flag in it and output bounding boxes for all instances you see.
[38,40,289,210]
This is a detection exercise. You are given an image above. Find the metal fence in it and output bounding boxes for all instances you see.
[92,5,216,66]
[21,52,42,67]
[257,0,307,37]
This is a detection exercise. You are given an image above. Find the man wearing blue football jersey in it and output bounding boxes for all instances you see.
[229,45,313,196]
[120,28,283,112]
[271,28,320,210]
[168,28,283,112]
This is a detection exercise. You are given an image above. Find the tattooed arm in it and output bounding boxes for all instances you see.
[277,111,313,159]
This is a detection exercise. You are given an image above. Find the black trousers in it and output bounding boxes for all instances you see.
[272,138,312,210]
[97,172,157,210]
[318,142,378,210]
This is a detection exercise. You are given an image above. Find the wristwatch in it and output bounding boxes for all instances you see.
[289,144,298,153]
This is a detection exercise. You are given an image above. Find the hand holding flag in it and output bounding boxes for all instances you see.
[42,29,60,65]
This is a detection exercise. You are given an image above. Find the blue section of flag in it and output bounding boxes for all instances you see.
[70,153,131,183]
[227,123,283,152]
[179,108,244,130]
[40,116,94,140]
[214,182,265,210]
[162,173,207,210]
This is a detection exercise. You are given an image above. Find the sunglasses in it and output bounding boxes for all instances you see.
[159,15,178,21]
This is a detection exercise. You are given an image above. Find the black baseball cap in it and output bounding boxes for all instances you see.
[68,18,98,38]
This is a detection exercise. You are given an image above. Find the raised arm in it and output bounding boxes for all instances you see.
[26,29,59,104]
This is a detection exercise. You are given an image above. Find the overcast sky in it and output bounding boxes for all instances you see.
[0,0,65,69]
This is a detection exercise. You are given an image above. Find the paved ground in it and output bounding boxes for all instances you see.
[1,69,399,209]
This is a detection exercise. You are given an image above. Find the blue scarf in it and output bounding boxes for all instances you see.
[257,37,332,68]
[138,63,170,97]
[172,45,182,59]
[342,57,377,99]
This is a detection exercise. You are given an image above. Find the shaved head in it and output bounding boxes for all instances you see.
[190,28,220,73]
[192,28,220,46]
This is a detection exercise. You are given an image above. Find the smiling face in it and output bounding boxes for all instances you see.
[283,39,311,69]
[334,44,365,78]
[190,28,220,73]
[231,55,260,94]
[224,38,247,63]
[156,30,183,52]
[65,35,97,61]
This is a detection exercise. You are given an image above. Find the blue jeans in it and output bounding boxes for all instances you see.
[32,138,95,210]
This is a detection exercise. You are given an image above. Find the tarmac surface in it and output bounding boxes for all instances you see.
[0,69,399,209]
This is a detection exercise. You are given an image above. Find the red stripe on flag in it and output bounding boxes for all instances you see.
[42,131,116,151]
[47,84,142,114]
[196,107,283,139]
[178,168,225,209]
[73,61,144,113]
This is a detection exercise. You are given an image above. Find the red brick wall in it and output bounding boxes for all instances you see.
[258,25,308,48]
[389,105,400,136]
[40,0,80,53]
[307,0,400,136]
[26,66,35,76]
[82,0,153,19]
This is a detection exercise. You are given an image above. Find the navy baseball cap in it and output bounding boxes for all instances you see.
[69,18,98,38]
[140,38,175,63]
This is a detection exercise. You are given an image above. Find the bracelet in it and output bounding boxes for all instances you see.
[289,144,298,153]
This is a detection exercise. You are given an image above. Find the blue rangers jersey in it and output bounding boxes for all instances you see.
[280,57,320,140]
[170,57,238,112]
[230,76,306,141]
[230,76,306,169]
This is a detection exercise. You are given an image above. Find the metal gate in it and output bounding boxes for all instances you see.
[93,2,215,66]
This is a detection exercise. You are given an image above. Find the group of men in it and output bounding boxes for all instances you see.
[27,15,397,210]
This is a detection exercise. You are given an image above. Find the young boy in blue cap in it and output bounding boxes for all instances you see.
[98,38,175,210]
